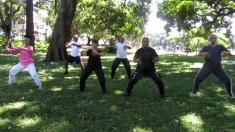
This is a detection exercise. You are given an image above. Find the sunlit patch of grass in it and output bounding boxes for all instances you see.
[180,113,204,131]
[0,101,28,114]
[133,126,153,132]
[51,87,63,92]
[0,118,11,126]
[16,116,41,128]
[114,90,123,95]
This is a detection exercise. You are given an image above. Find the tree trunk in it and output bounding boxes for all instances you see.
[45,0,78,62]
[26,0,35,49]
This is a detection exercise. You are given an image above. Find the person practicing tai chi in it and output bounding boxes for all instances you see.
[4,35,42,89]
[192,34,234,98]
[64,34,84,74]
[125,37,165,98]
[111,36,131,79]
[80,39,106,93]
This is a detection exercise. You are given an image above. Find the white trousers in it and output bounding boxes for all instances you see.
[8,63,42,88]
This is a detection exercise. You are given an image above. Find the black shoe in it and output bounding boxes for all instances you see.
[102,89,107,94]
[64,71,68,74]
[160,94,165,98]
[124,92,130,97]
[79,89,84,92]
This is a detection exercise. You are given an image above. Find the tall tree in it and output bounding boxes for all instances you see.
[0,0,22,47]
[26,0,34,49]
[45,0,78,61]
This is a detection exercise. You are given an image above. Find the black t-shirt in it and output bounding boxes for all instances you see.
[86,49,102,68]
[134,47,158,72]
[200,44,228,63]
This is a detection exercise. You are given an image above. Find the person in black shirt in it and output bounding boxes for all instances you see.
[80,40,106,93]
[125,37,165,98]
[192,34,233,98]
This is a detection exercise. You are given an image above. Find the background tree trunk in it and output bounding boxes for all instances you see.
[26,0,35,49]
[45,0,78,61]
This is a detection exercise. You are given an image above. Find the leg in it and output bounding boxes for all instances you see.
[111,58,121,79]
[27,64,42,89]
[75,56,84,70]
[213,66,233,97]
[148,72,165,97]
[193,64,211,94]
[64,55,73,74]
[79,66,93,92]
[8,63,25,85]
[125,72,142,96]
[94,67,106,93]
[122,58,132,79]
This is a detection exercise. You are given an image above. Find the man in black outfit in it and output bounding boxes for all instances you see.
[125,37,165,98]
[80,40,106,93]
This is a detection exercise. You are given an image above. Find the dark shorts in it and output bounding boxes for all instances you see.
[67,55,81,64]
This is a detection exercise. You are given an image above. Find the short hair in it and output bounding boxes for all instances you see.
[74,34,79,38]
[92,39,99,45]
[142,37,149,41]
[208,34,217,40]
[24,35,33,41]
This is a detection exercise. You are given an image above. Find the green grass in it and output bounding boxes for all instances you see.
[0,50,235,132]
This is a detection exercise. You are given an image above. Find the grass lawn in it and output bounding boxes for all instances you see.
[0,50,235,132]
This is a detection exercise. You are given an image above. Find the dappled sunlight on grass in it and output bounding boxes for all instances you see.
[109,105,118,112]
[180,113,204,131]
[0,101,28,114]
[16,116,41,128]
[0,118,10,127]
[132,126,153,132]
[114,90,123,95]
[190,63,203,69]
[51,87,63,92]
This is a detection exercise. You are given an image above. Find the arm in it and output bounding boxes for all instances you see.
[133,50,142,64]
[198,47,211,58]
[152,56,159,63]
[220,45,232,57]
[5,47,21,54]
[124,45,131,49]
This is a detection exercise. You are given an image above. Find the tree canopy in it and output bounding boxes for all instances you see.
[157,0,235,37]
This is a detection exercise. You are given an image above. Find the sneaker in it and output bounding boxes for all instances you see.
[124,92,130,97]
[64,71,68,74]
[36,85,42,90]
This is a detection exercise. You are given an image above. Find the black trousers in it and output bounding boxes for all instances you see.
[80,66,106,92]
[111,58,131,79]
[193,62,233,97]
[126,71,164,96]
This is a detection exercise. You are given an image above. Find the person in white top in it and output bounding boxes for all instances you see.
[64,35,84,74]
[111,36,131,79]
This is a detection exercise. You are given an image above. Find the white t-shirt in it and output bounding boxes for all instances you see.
[115,42,127,58]
[69,41,81,57]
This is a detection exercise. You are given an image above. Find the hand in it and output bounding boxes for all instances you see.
[221,51,231,57]
[204,52,211,58]
[136,57,142,64]
[92,50,99,55]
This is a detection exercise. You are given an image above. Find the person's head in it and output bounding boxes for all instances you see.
[118,36,125,43]
[142,37,150,48]
[208,34,217,45]
[73,34,79,41]
[92,39,99,48]
[23,35,32,45]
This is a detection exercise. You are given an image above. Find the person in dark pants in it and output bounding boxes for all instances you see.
[111,36,131,79]
[64,35,84,74]
[192,34,233,98]
[80,39,106,93]
[125,37,165,98]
